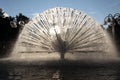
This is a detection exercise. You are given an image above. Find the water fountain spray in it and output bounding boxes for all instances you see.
[11,7,117,61]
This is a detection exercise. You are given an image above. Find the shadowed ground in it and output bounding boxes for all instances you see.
[0,59,120,80]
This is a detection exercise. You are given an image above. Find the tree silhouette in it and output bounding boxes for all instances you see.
[16,13,29,24]
[0,8,5,18]
[15,13,29,32]
[104,13,120,53]
[0,8,30,57]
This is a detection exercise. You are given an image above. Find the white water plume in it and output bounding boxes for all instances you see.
[11,7,118,61]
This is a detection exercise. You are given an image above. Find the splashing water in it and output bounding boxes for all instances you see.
[11,7,117,61]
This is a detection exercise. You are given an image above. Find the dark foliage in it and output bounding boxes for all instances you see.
[0,8,30,57]
[105,13,120,53]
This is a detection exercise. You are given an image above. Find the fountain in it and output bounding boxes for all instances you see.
[10,7,118,61]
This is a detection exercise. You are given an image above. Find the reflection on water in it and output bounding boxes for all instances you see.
[0,62,120,80]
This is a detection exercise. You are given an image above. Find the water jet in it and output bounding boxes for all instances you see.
[10,7,118,61]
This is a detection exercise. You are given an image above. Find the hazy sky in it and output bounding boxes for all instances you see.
[0,0,120,25]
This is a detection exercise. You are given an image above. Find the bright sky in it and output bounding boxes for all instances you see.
[0,0,120,25]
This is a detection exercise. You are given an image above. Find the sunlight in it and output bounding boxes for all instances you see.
[49,25,61,35]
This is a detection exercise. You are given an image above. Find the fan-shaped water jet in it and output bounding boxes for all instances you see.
[10,7,118,61]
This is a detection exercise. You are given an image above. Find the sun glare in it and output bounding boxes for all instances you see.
[49,25,61,35]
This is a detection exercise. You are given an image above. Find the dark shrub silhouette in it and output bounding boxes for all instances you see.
[0,8,29,57]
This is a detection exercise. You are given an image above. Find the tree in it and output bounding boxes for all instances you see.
[104,13,120,40]
[0,13,15,57]
[16,13,29,24]
[104,13,120,53]
[0,8,5,18]
[15,13,29,31]
[0,9,30,57]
